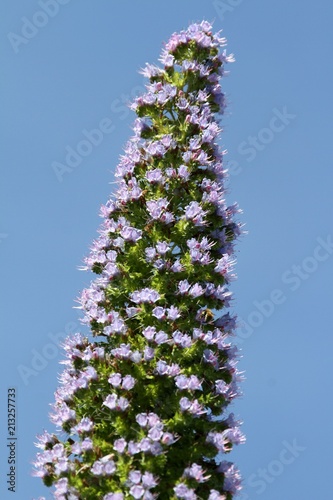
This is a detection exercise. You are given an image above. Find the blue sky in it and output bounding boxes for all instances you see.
[1,1,333,498]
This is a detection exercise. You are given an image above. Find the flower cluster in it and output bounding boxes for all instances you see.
[33,20,244,499]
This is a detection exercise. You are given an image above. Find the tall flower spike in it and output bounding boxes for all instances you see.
[33,20,244,499]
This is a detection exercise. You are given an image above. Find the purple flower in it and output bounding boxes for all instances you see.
[179,397,191,411]
[177,165,190,180]
[81,438,93,451]
[34,431,56,450]
[103,394,117,410]
[121,375,136,390]
[114,438,127,453]
[178,280,191,294]
[159,50,174,67]
[73,417,94,434]
[104,494,124,500]
[172,331,192,348]
[217,462,242,494]
[165,167,176,178]
[161,211,175,224]
[145,247,157,261]
[108,373,122,387]
[118,396,130,411]
[189,283,205,298]
[139,63,163,78]
[156,241,170,255]
[171,259,183,272]
[146,140,166,156]
[111,343,132,359]
[184,463,208,483]
[120,226,142,242]
[150,442,163,456]
[54,478,69,495]
[188,375,203,391]
[154,330,169,344]
[92,346,105,359]
[142,471,158,489]
[130,288,160,304]
[146,198,169,219]
[175,375,189,390]
[139,438,152,452]
[152,307,165,320]
[90,460,104,476]
[177,97,189,110]
[167,306,180,320]
[104,460,117,475]
[161,432,177,445]
[54,457,69,475]
[129,485,145,499]
[108,315,127,335]
[71,441,82,455]
[168,363,181,376]
[160,134,175,148]
[215,380,229,395]
[148,426,164,441]
[146,168,164,184]
[184,201,207,225]
[131,350,143,363]
[179,397,206,416]
[208,491,226,500]
[52,443,65,459]
[144,346,155,361]
[155,360,169,375]
[136,413,148,427]
[128,441,141,455]
[50,402,75,427]
[149,414,161,428]
[129,470,142,484]
[174,483,196,499]
[126,306,139,318]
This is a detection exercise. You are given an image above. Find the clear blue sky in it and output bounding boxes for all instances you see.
[1,1,333,498]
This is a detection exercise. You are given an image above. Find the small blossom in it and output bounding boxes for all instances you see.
[130,288,160,304]
[114,438,127,453]
[167,305,181,320]
[148,426,164,441]
[128,441,141,455]
[143,326,156,340]
[144,346,155,361]
[121,375,136,390]
[189,283,205,298]
[73,417,94,434]
[130,485,145,499]
[146,169,164,184]
[108,373,122,387]
[178,280,191,294]
[104,494,124,500]
[152,306,166,320]
[156,241,170,255]
[154,330,169,344]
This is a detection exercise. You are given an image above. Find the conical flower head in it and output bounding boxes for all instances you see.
[33,21,244,500]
